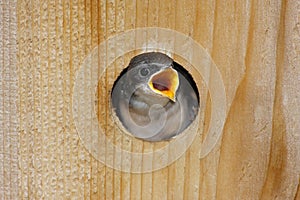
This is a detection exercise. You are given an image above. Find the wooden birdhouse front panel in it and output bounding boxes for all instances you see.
[1,0,299,199]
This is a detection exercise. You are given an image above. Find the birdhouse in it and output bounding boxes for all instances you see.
[1,0,299,199]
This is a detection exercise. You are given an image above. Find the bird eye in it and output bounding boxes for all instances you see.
[139,68,150,76]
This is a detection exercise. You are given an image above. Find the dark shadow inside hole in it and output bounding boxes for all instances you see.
[172,61,199,102]
[111,52,199,142]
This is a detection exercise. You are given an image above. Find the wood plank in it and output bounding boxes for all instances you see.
[0,1,18,199]
[12,0,300,199]
[216,0,282,199]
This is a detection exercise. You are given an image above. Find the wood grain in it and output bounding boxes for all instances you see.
[0,1,18,199]
[1,0,298,199]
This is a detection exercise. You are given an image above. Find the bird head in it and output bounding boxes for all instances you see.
[126,52,179,102]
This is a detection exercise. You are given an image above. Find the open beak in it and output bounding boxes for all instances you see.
[148,67,179,102]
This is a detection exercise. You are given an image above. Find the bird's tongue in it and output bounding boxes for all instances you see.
[152,81,169,91]
[149,67,179,102]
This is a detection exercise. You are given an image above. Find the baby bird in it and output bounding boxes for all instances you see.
[111,52,199,142]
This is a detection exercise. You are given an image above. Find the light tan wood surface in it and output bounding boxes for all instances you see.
[0,0,299,199]
[0,0,18,199]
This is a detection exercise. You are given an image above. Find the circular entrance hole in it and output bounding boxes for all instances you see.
[111,52,199,142]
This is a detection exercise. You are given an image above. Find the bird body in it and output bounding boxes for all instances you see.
[111,52,199,142]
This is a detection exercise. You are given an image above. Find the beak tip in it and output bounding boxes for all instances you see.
[170,95,176,102]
